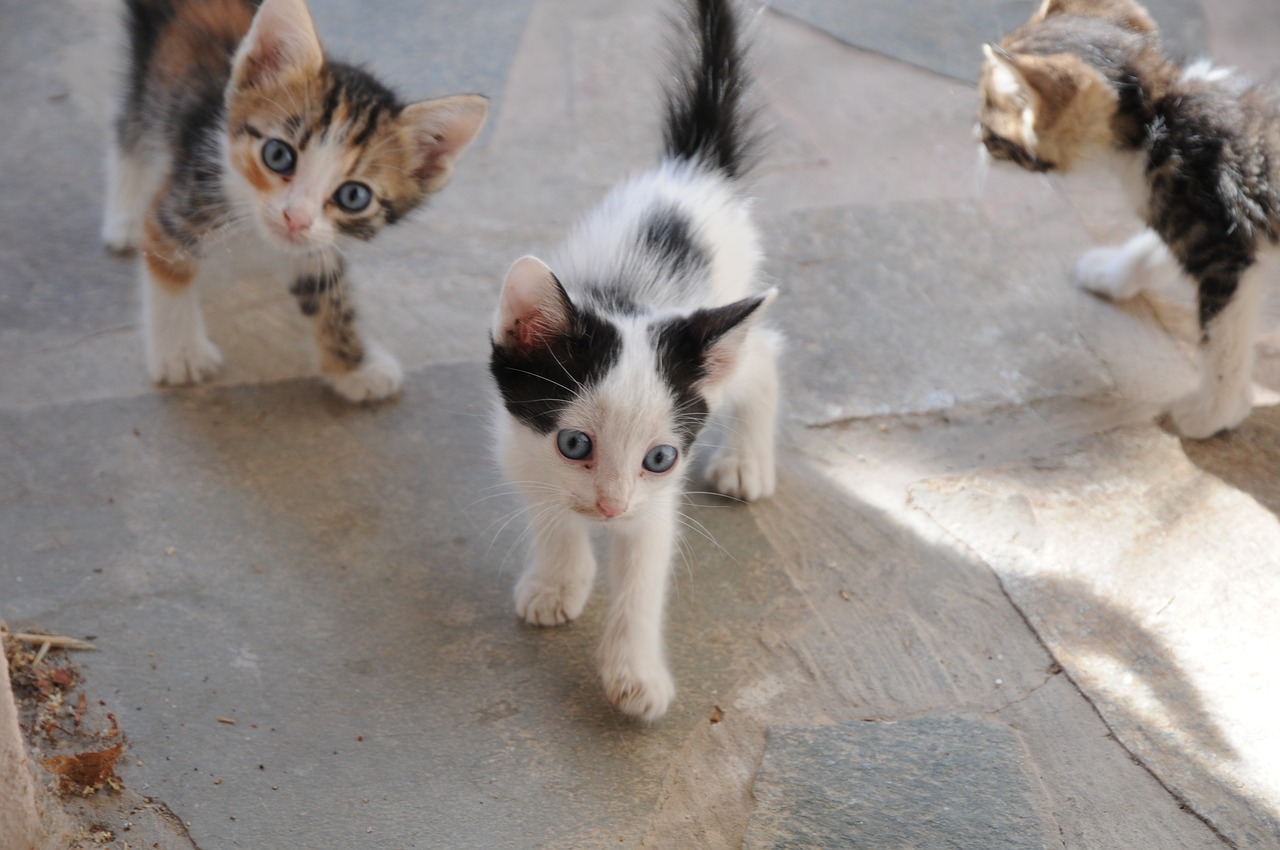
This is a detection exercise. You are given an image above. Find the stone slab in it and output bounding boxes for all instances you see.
[0,363,783,848]
[764,199,1108,427]
[910,424,1280,848]
[745,714,1057,849]
[766,0,1207,84]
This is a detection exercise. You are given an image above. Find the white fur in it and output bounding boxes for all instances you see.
[143,270,223,385]
[1171,265,1265,438]
[1181,59,1236,85]
[102,139,164,252]
[326,341,404,402]
[1074,228,1178,299]
[496,160,779,722]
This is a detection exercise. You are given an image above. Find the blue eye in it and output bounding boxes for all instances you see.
[334,181,372,212]
[262,139,296,175]
[556,429,593,461]
[642,444,678,473]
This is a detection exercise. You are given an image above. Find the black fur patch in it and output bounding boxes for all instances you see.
[318,62,403,146]
[1146,85,1277,327]
[651,294,767,448]
[643,206,706,273]
[662,0,759,178]
[490,300,624,435]
[290,264,345,317]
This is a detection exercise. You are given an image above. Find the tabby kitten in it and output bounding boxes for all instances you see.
[104,0,487,400]
[489,0,779,721]
[978,0,1280,437]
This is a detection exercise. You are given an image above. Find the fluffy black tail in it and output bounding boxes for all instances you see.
[662,0,759,179]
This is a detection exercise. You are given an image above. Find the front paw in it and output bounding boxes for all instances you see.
[600,657,675,722]
[327,343,403,402]
[1169,385,1252,439]
[515,572,591,627]
[706,448,776,502]
[1074,245,1140,300]
[149,337,223,385]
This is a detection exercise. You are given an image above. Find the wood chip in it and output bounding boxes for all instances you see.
[43,744,124,792]
[216,717,237,725]
[7,632,97,651]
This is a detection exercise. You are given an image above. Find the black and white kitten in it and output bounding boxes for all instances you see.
[489,0,779,721]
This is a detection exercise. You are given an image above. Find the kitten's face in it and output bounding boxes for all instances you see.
[223,0,486,255]
[491,256,772,522]
[977,0,1152,172]
[978,45,1119,173]
[508,344,690,524]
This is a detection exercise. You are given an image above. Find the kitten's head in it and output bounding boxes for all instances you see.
[977,0,1158,171]
[223,0,487,254]
[490,256,774,523]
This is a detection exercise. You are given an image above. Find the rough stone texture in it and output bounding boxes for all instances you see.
[2,0,1277,846]
[0,653,42,850]
[745,715,1057,849]
[911,426,1280,848]
[766,0,1207,83]
[765,200,1108,426]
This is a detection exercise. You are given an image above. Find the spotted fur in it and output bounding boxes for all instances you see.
[104,0,488,400]
[488,0,780,722]
[978,0,1280,437]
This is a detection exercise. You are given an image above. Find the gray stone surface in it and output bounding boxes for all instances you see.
[910,426,1280,848]
[767,0,1207,84]
[3,0,1278,846]
[745,715,1057,849]
[765,200,1107,426]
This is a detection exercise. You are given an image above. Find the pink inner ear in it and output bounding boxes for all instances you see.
[508,307,562,351]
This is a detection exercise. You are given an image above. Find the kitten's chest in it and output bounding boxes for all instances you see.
[196,226,305,284]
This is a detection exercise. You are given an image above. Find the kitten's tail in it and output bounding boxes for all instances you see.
[662,0,760,180]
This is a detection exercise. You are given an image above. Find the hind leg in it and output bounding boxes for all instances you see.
[1074,228,1178,300]
[102,136,161,253]
[705,326,781,501]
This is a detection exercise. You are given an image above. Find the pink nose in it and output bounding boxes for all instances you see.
[596,499,625,519]
[283,208,312,235]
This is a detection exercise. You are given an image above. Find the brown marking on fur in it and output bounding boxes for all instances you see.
[1030,0,1156,34]
[229,137,273,193]
[1013,52,1119,167]
[153,0,255,84]
[141,217,195,292]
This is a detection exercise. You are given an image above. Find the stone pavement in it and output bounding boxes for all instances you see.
[2,0,1278,847]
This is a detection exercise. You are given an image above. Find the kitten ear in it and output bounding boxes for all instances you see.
[402,95,490,193]
[984,45,1084,116]
[493,256,575,354]
[1029,0,1156,33]
[231,0,324,90]
[670,289,777,388]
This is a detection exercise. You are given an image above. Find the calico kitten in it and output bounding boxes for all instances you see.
[104,0,488,400]
[978,0,1280,437]
[489,0,779,721]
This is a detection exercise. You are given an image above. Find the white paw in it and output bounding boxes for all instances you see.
[515,572,592,626]
[706,448,776,502]
[1074,246,1141,299]
[102,214,141,254]
[149,337,222,386]
[600,657,675,722]
[327,344,403,402]
[1169,385,1253,439]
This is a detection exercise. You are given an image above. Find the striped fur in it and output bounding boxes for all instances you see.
[105,0,488,400]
